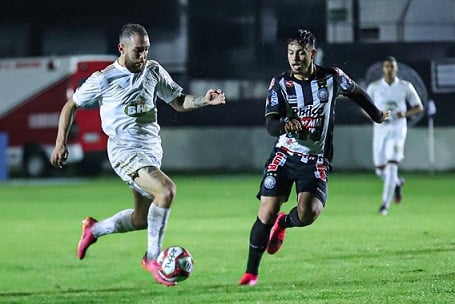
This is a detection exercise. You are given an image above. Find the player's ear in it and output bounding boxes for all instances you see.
[311,49,317,60]
[118,43,125,55]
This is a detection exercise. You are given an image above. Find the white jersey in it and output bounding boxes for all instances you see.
[366,77,422,134]
[73,59,183,147]
[367,77,421,166]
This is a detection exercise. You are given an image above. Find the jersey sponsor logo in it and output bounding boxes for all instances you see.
[314,164,327,181]
[263,175,277,189]
[267,151,287,172]
[301,117,324,129]
[333,67,353,91]
[296,104,325,141]
[285,80,294,88]
[124,96,148,117]
[340,76,352,91]
[270,91,279,107]
[298,104,324,118]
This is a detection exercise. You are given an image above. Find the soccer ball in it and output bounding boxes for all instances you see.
[157,246,193,283]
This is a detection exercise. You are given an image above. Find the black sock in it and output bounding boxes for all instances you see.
[246,217,273,275]
[280,207,307,228]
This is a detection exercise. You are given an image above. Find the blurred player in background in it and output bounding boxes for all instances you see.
[50,23,225,286]
[366,56,423,215]
[239,29,390,286]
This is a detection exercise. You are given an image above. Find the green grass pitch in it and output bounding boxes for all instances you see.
[0,173,454,304]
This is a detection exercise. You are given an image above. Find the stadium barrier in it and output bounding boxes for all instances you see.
[160,126,455,172]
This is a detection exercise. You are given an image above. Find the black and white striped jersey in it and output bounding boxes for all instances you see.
[265,66,356,161]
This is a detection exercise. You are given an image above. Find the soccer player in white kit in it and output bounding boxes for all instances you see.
[366,57,423,215]
[50,24,226,286]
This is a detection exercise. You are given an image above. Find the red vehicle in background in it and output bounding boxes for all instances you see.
[0,55,115,177]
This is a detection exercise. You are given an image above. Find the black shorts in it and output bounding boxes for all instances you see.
[257,147,330,205]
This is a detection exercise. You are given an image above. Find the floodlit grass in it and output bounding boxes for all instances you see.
[0,173,454,303]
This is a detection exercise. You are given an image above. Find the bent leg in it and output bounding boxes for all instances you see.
[91,189,153,238]
[280,192,324,228]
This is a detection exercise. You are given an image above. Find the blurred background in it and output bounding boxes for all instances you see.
[0,0,454,178]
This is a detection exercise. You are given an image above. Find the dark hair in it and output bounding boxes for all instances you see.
[287,29,317,49]
[119,23,148,42]
[384,56,397,64]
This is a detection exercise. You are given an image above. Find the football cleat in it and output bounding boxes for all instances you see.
[266,212,287,254]
[379,205,388,215]
[394,178,405,203]
[141,254,176,286]
[77,217,98,260]
[239,272,258,286]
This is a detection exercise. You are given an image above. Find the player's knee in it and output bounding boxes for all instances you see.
[296,202,323,225]
[258,209,277,225]
[258,197,283,224]
[309,203,323,222]
[160,181,176,204]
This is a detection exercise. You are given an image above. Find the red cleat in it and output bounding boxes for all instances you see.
[266,212,287,254]
[77,217,98,260]
[141,254,176,286]
[239,272,258,286]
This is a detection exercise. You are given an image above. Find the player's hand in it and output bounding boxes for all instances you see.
[379,110,391,123]
[205,89,226,106]
[50,143,69,168]
[284,118,303,133]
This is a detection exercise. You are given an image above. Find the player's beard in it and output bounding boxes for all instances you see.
[124,54,146,73]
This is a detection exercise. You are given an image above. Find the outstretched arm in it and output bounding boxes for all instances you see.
[347,85,390,123]
[169,89,226,112]
[50,98,78,168]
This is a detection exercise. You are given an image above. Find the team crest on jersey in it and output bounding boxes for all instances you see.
[317,87,329,103]
[124,96,148,117]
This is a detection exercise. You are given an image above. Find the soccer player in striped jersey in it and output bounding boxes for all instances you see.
[239,29,390,286]
[50,23,225,286]
[366,57,423,215]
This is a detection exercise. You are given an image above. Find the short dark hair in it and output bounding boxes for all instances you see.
[119,23,148,43]
[287,29,317,49]
[384,56,397,64]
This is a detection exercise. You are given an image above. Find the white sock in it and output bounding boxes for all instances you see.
[147,204,171,260]
[382,163,398,209]
[92,209,135,238]
[375,168,385,181]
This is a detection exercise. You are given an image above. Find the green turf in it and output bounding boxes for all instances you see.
[0,173,454,304]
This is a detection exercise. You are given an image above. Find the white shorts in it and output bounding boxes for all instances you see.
[107,137,162,198]
[373,127,406,167]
